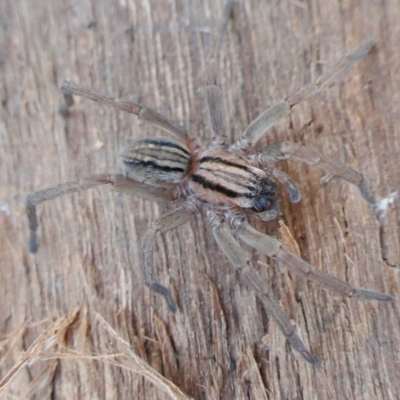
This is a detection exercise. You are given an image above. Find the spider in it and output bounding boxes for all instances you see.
[26,10,394,365]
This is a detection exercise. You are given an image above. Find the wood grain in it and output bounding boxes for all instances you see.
[1,0,399,399]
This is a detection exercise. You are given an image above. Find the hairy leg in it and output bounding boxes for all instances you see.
[238,222,394,302]
[233,39,375,152]
[260,141,379,209]
[27,173,174,253]
[61,81,188,140]
[211,217,316,365]
[204,1,233,148]
[141,201,199,312]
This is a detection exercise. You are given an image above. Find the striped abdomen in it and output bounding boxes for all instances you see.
[189,150,277,212]
[120,138,191,184]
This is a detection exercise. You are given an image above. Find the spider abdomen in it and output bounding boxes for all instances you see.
[189,150,277,211]
[120,138,191,184]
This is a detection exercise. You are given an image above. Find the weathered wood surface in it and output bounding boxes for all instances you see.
[1,0,400,399]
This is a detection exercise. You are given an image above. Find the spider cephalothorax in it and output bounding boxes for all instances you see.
[189,150,278,214]
[26,14,393,365]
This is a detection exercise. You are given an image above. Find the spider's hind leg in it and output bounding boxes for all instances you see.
[27,173,174,253]
[60,81,189,140]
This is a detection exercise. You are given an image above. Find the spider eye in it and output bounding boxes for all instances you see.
[261,180,277,195]
[252,196,276,212]
[251,178,277,212]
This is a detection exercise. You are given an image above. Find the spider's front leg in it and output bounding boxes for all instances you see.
[210,213,317,365]
[27,174,174,253]
[233,39,375,152]
[141,200,199,312]
[260,141,380,211]
[238,222,394,302]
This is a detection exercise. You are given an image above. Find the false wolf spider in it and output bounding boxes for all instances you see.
[26,14,393,365]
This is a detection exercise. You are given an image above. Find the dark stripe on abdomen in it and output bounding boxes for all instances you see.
[139,139,191,155]
[123,159,186,173]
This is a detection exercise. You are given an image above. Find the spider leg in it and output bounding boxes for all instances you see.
[61,81,188,141]
[204,1,233,148]
[141,201,199,312]
[233,39,375,152]
[211,218,317,365]
[26,173,174,253]
[260,141,379,209]
[238,222,394,302]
